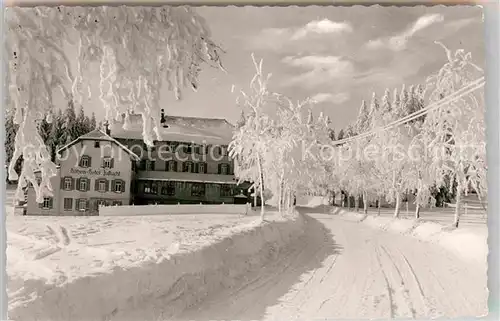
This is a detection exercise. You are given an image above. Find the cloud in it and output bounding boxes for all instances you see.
[282,55,355,88]
[445,17,477,30]
[248,19,352,51]
[291,19,353,40]
[311,92,350,104]
[366,13,444,51]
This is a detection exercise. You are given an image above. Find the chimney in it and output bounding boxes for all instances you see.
[160,109,168,128]
[104,121,111,135]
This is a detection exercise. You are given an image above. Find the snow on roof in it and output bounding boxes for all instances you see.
[111,114,235,145]
[57,129,140,161]
[136,171,239,185]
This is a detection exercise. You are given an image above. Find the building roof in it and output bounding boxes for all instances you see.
[57,129,141,161]
[110,114,235,146]
[136,170,240,185]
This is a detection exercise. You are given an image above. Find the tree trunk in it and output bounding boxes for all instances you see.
[256,154,265,221]
[415,203,421,219]
[347,194,351,209]
[253,186,257,207]
[363,191,368,214]
[278,180,282,214]
[355,195,359,212]
[394,193,401,218]
[377,196,381,216]
[406,200,409,216]
[454,184,462,228]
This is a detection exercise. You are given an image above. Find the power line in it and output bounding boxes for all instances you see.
[330,77,485,146]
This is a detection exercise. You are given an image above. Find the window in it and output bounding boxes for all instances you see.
[168,142,178,153]
[220,164,229,175]
[167,160,177,172]
[98,180,106,192]
[114,180,123,193]
[78,199,87,212]
[143,181,157,194]
[146,160,155,171]
[63,198,73,210]
[63,177,72,190]
[191,183,205,197]
[80,155,91,168]
[102,157,113,168]
[96,200,107,210]
[42,197,52,209]
[183,145,192,154]
[79,178,88,191]
[94,141,100,148]
[183,162,194,173]
[161,182,176,196]
[198,163,206,174]
[220,185,233,197]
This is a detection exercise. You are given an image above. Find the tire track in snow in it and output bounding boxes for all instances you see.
[379,245,417,318]
[396,248,432,316]
[374,246,396,319]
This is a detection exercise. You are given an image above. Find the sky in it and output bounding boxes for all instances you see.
[80,5,485,131]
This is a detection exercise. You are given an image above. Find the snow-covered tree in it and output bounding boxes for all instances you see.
[229,55,274,221]
[6,6,225,202]
[90,112,97,130]
[423,42,486,227]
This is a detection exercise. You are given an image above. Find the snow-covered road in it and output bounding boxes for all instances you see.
[178,210,488,320]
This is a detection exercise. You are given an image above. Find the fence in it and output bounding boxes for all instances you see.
[99,203,251,216]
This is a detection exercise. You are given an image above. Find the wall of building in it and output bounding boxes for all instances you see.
[134,180,236,205]
[116,139,234,175]
[54,139,134,215]
[26,172,61,216]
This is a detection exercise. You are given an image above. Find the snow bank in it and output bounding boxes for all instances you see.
[8,212,305,321]
[99,203,251,216]
[336,208,487,265]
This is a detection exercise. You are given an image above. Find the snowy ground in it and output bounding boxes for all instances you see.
[6,193,488,320]
[178,209,488,320]
[6,206,304,321]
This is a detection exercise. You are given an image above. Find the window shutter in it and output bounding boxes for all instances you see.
[110,158,115,168]
[88,156,92,167]
[173,161,177,172]
[121,180,126,193]
[86,199,90,211]
[60,177,65,189]
[151,161,155,171]
[105,179,109,192]
[95,179,99,191]
[204,163,208,174]
[111,180,116,192]
[71,178,75,190]
[86,178,91,191]
[194,163,199,173]
[75,199,80,210]
[49,198,53,209]
[76,178,81,190]
[218,164,221,174]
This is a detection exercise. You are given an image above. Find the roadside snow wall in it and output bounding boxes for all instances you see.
[8,214,305,321]
[335,208,488,265]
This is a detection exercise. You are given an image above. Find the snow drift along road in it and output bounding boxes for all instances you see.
[8,214,305,321]
[179,210,488,320]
